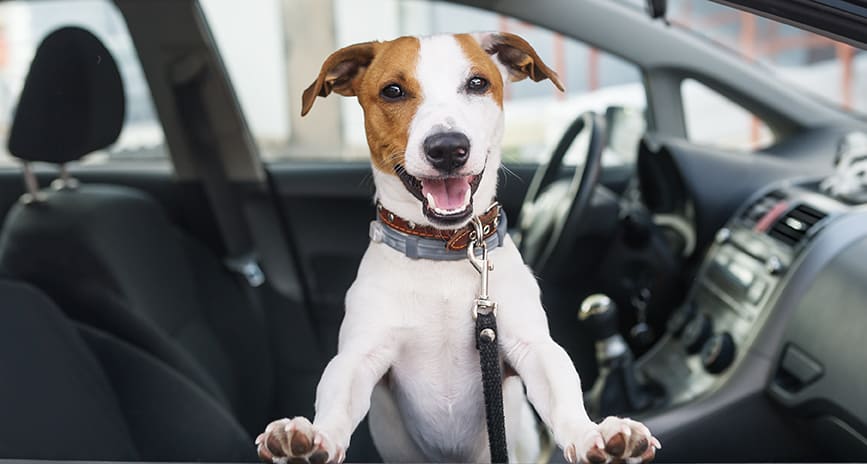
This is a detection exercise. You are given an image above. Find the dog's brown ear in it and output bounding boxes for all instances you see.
[301,41,379,116]
[476,32,564,92]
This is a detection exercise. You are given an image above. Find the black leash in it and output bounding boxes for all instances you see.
[476,311,508,463]
[467,217,509,463]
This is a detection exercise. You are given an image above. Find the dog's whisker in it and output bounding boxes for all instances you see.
[382,150,406,166]
[500,164,523,183]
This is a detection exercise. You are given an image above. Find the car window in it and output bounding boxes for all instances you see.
[200,0,647,166]
[0,0,168,168]
[670,0,865,151]
[670,0,865,116]
[682,78,774,151]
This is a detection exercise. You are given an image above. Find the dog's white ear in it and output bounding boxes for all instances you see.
[475,32,564,91]
[301,41,379,116]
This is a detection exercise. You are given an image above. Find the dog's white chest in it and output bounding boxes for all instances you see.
[347,241,505,460]
[389,340,487,460]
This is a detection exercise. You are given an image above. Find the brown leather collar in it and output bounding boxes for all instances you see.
[377,202,502,251]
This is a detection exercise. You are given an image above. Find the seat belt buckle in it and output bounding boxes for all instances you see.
[225,253,266,288]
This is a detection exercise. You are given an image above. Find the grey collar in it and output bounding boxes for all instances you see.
[369,208,508,260]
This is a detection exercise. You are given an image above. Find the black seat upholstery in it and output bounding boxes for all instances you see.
[0,184,277,431]
[0,277,256,461]
[0,26,276,438]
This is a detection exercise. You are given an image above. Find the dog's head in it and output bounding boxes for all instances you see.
[302,33,563,228]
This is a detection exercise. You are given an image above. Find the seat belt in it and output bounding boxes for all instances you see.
[170,58,269,317]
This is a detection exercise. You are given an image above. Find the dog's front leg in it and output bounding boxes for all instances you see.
[500,299,660,463]
[257,321,396,464]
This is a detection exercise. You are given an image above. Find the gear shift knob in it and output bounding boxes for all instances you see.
[579,294,629,364]
[579,294,619,341]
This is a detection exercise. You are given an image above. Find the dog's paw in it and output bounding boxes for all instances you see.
[255,417,344,464]
[564,417,661,464]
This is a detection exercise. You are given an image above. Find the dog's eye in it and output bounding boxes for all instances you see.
[466,76,489,93]
[381,84,406,101]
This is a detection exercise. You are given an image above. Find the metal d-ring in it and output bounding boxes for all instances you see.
[468,216,496,319]
[467,216,487,272]
[472,216,485,244]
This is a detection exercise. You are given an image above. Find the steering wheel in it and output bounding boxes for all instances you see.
[518,111,606,276]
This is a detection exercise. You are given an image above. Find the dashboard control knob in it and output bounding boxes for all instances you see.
[765,255,784,275]
[701,332,736,374]
[681,313,713,354]
[666,303,696,337]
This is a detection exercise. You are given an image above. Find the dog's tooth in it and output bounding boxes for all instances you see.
[426,192,436,208]
[464,188,471,205]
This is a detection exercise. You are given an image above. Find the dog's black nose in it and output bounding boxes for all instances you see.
[423,132,470,172]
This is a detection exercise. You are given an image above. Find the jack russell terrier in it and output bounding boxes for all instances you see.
[256,32,660,463]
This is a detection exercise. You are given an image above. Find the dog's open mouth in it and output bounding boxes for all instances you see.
[396,166,483,225]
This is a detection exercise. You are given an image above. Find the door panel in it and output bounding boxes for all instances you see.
[265,163,374,354]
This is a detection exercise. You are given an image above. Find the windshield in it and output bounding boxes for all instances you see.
[619,0,866,116]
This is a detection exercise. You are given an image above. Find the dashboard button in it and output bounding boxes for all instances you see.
[701,332,736,374]
[748,280,768,304]
[766,255,785,275]
[682,313,713,354]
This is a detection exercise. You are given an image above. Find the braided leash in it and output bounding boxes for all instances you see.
[468,218,508,463]
[476,311,508,462]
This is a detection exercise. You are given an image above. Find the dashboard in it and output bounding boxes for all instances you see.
[636,171,867,461]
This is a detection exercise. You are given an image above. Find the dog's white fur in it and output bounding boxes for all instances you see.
[257,33,658,464]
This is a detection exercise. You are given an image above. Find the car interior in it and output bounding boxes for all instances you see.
[0,0,866,462]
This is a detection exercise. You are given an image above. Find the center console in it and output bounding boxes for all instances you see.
[636,182,845,406]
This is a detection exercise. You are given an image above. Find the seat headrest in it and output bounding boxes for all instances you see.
[8,26,125,164]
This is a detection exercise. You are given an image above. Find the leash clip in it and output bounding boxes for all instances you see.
[468,217,497,320]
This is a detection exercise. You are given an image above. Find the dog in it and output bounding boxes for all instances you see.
[256,32,660,464]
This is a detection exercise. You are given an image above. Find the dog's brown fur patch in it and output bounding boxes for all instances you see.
[356,36,421,174]
[454,34,505,108]
[481,32,565,91]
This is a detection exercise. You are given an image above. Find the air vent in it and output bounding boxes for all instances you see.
[768,204,827,247]
[742,190,787,227]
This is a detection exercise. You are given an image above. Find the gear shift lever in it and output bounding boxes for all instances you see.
[579,294,657,418]
[579,294,629,361]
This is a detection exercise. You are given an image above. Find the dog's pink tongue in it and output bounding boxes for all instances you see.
[421,176,472,211]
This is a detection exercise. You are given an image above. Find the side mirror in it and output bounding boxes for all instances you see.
[645,0,667,19]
